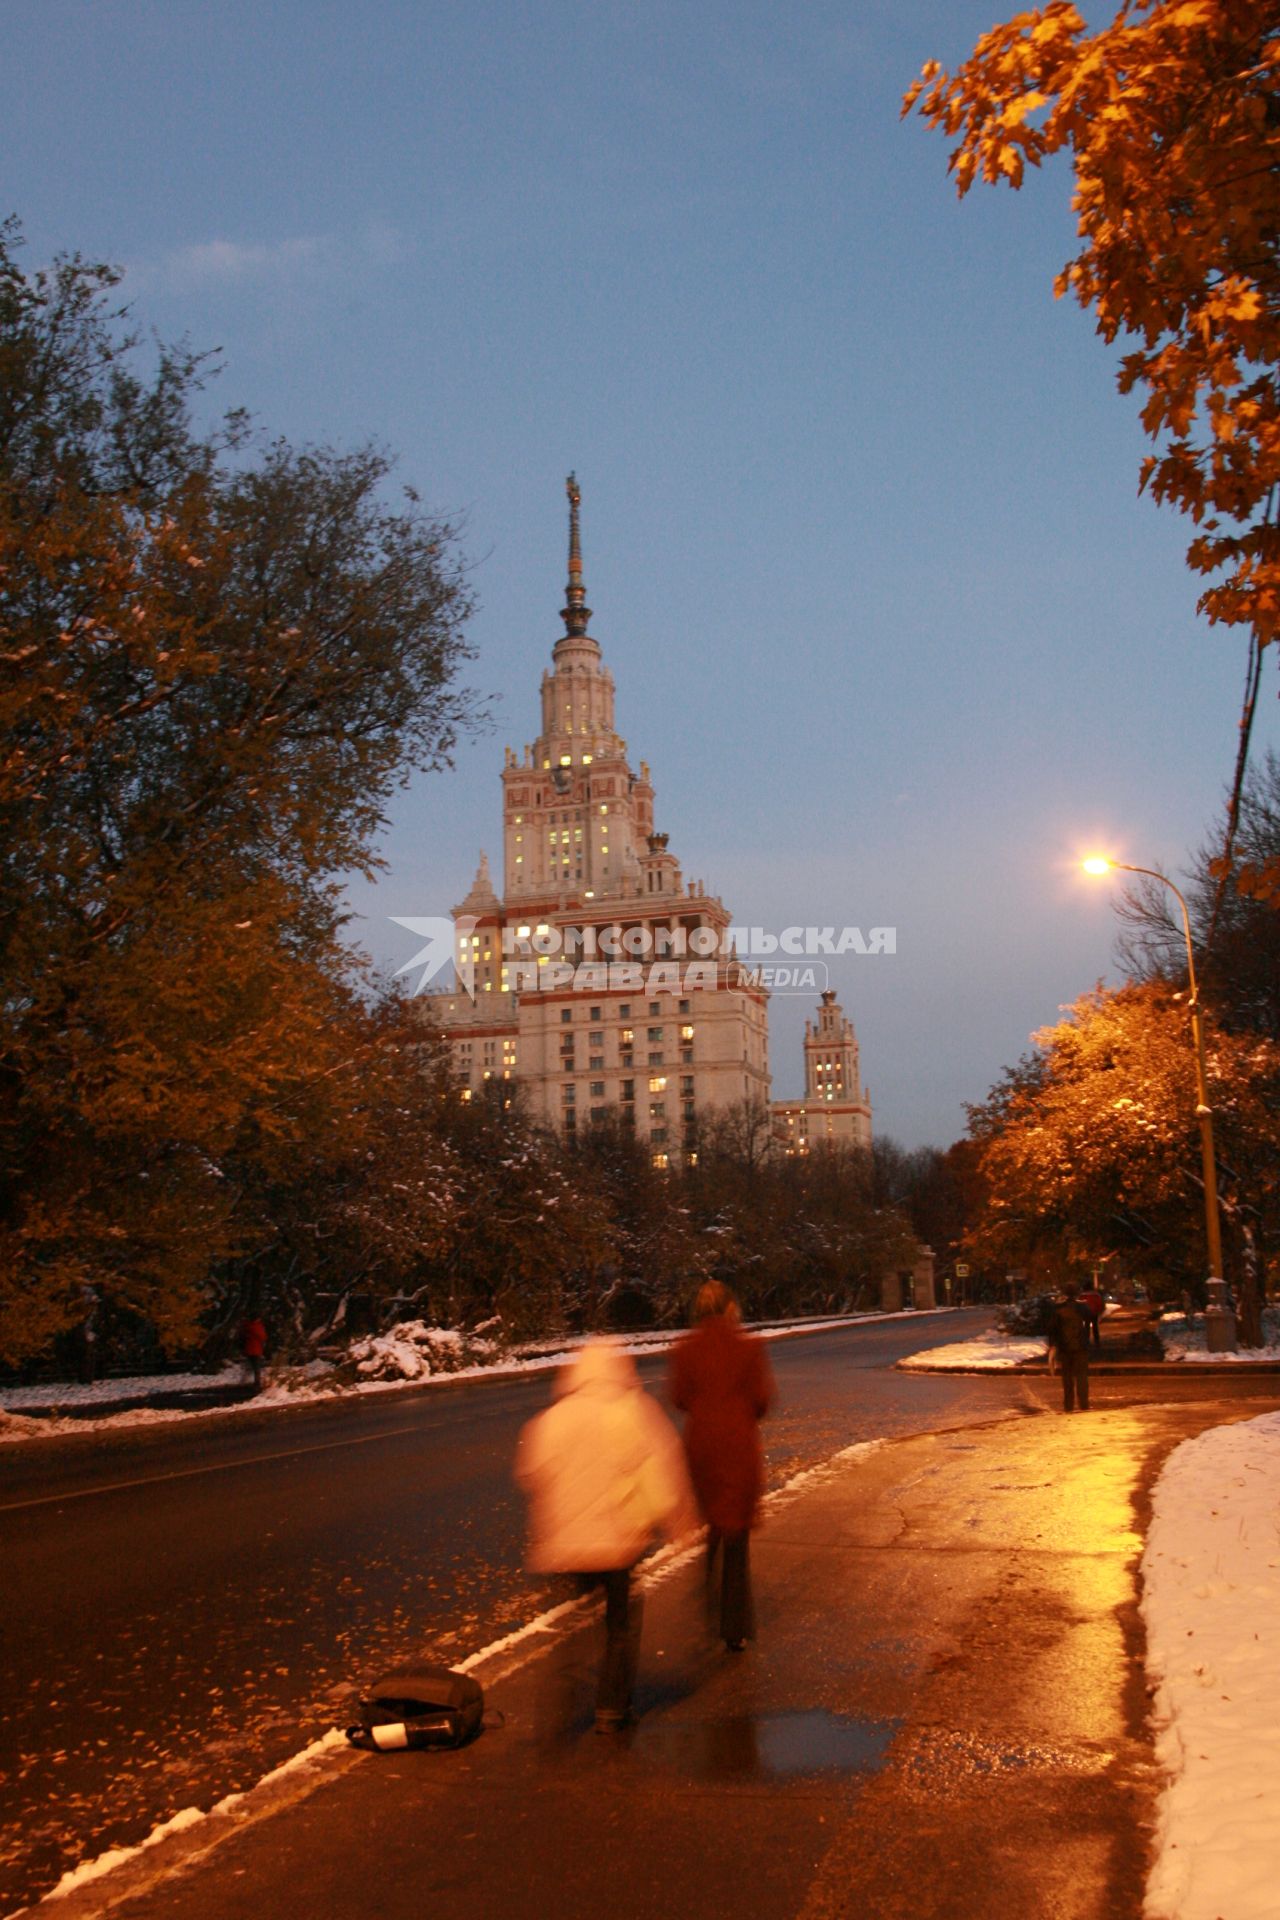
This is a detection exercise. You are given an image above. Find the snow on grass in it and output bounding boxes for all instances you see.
[0,1308,959,1442]
[898,1329,1046,1372]
[0,1363,246,1410]
[1159,1305,1280,1364]
[1142,1411,1280,1920]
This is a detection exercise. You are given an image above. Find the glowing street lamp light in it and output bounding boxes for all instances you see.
[1081,856,1225,1290]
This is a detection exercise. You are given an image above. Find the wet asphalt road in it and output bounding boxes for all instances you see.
[3,1312,1279,1912]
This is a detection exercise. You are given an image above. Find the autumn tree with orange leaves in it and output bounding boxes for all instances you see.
[965,982,1280,1342]
[0,221,478,1366]
[906,1,1280,905]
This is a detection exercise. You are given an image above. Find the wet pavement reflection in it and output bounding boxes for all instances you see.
[634,1708,901,1782]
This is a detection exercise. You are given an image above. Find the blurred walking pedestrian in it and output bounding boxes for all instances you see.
[669,1281,775,1652]
[238,1313,267,1393]
[1048,1279,1091,1413]
[515,1340,694,1733]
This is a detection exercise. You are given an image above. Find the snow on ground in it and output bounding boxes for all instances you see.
[898,1328,1046,1371]
[0,1308,954,1442]
[1159,1305,1280,1364]
[1141,1411,1280,1920]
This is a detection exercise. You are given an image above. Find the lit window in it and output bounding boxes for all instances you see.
[621,1028,634,1044]
[652,1152,669,1170]
[649,1076,667,1093]
[559,754,571,767]
[681,1024,694,1041]
[471,935,480,946]
[600,804,608,814]
[518,925,531,938]
[514,815,523,825]
[459,1087,472,1102]
[583,753,593,764]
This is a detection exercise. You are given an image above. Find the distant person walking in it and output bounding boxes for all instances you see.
[238,1314,267,1393]
[1079,1284,1105,1350]
[669,1281,775,1652]
[515,1340,694,1733]
[1048,1280,1091,1413]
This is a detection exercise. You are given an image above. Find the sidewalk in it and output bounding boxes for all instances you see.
[35,1395,1273,1920]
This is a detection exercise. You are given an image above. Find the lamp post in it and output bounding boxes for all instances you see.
[1082,858,1232,1340]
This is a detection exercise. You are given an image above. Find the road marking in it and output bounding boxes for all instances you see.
[0,1423,437,1515]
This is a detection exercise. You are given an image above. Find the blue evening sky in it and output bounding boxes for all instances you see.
[7,1,1276,1146]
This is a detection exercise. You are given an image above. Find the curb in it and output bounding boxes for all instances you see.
[899,1360,1280,1376]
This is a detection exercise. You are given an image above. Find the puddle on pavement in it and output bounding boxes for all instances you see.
[637,1710,900,1783]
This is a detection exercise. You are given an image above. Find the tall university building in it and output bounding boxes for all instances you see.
[430,478,872,1165]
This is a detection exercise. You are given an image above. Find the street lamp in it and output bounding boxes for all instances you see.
[1081,858,1229,1326]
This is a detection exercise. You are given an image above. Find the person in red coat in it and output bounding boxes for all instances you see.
[668,1280,775,1652]
[238,1314,267,1393]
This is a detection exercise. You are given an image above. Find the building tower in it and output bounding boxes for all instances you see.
[429,477,771,1164]
[771,989,872,1154]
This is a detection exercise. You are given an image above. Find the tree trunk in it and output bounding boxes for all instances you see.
[1237,1224,1264,1349]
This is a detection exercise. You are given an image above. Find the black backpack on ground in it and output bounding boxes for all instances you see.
[346,1665,486,1752]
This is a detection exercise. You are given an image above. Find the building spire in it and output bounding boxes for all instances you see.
[561,472,592,637]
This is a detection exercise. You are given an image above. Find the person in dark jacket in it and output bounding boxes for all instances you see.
[1048,1280,1091,1412]
[1078,1284,1105,1349]
[668,1280,775,1651]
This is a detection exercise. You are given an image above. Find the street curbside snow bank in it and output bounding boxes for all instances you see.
[1141,1411,1280,1920]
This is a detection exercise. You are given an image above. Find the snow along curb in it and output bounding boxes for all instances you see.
[0,1308,961,1440]
[1141,1410,1280,1920]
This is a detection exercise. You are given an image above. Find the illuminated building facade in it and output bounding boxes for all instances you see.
[431,477,770,1164]
[771,989,873,1155]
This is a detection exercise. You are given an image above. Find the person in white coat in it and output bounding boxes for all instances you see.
[515,1339,695,1732]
